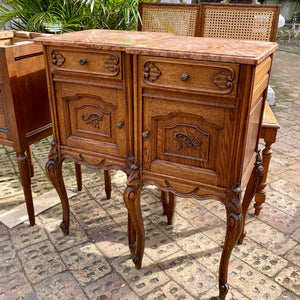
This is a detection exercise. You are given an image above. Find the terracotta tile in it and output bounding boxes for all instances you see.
[158,251,216,297]
[71,200,109,230]
[244,219,297,255]
[266,190,300,218]
[292,227,300,243]
[60,242,111,285]
[0,223,9,242]
[232,237,288,277]
[88,222,129,259]
[200,284,249,300]
[270,179,300,201]
[0,271,33,299]
[275,265,300,296]
[144,219,181,262]
[285,245,300,268]
[10,222,48,250]
[149,281,196,300]
[177,231,219,257]
[45,216,89,251]
[18,240,66,284]
[33,271,87,299]
[257,204,300,234]
[84,271,139,300]
[148,211,196,242]
[0,239,22,275]
[229,259,284,299]
[111,254,170,296]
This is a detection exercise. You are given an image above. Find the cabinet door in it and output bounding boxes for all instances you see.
[142,96,235,186]
[54,82,127,158]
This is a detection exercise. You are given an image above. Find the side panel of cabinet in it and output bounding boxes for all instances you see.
[54,81,127,158]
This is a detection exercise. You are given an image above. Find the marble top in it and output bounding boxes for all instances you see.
[35,29,278,65]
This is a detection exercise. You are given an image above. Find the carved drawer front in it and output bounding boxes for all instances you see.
[142,96,234,186]
[0,85,8,139]
[141,56,239,98]
[55,82,127,158]
[50,47,122,79]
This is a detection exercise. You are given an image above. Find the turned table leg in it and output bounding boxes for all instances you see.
[26,145,34,178]
[239,150,264,244]
[17,151,35,226]
[255,127,278,215]
[45,141,70,235]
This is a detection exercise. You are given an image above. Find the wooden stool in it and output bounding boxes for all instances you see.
[254,102,280,215]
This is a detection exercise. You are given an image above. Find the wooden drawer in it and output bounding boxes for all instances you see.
[49,47,122,79]
[140,56,239,97]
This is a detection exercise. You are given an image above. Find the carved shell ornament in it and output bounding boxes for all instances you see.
[51,50,65,67]
[213,69,235,92]
[104,54,120,75]
[144,63,161,82]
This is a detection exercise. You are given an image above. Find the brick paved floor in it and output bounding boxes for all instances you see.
[0,43,299,299]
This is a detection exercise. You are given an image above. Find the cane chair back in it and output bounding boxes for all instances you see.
[199,3,280,42]
[223,0,259,4]
[138,3,201,37]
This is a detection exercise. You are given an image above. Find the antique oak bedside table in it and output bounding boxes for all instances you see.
[0,30,52,225]
[35,30,277,299]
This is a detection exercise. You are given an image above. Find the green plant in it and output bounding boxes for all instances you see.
[0,0,88,33]
[0,0,153,33]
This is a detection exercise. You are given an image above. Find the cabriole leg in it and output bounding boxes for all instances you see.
[219,187,243,300]
[123,184,144,269]
[45,141,69,235]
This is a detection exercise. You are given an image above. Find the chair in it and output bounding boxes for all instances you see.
[199,2,280,41]
[138,3,201,37]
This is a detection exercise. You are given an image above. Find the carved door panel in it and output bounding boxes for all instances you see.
[55,82,127,158]
[142,96,234,186]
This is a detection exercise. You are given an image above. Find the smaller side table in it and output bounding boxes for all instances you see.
[254,102,280,215]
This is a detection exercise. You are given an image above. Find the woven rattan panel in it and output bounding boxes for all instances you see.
[141,7,198,36]
[202,7,275,41]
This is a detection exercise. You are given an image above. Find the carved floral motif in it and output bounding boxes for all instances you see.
[213,69,235,92]
[144,63,161,82]
[81,112,103,128]
[174,132,202,150]
[126,155,140,188]
[104,54,120,75]
[51,51,65,67]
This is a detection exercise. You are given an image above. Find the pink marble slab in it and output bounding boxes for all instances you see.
[35,29,277,65]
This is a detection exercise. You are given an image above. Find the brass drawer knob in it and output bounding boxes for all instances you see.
[79,59,87,66]
[181,73,189,81]
[142,131,149,138]
[117,122,124,128]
